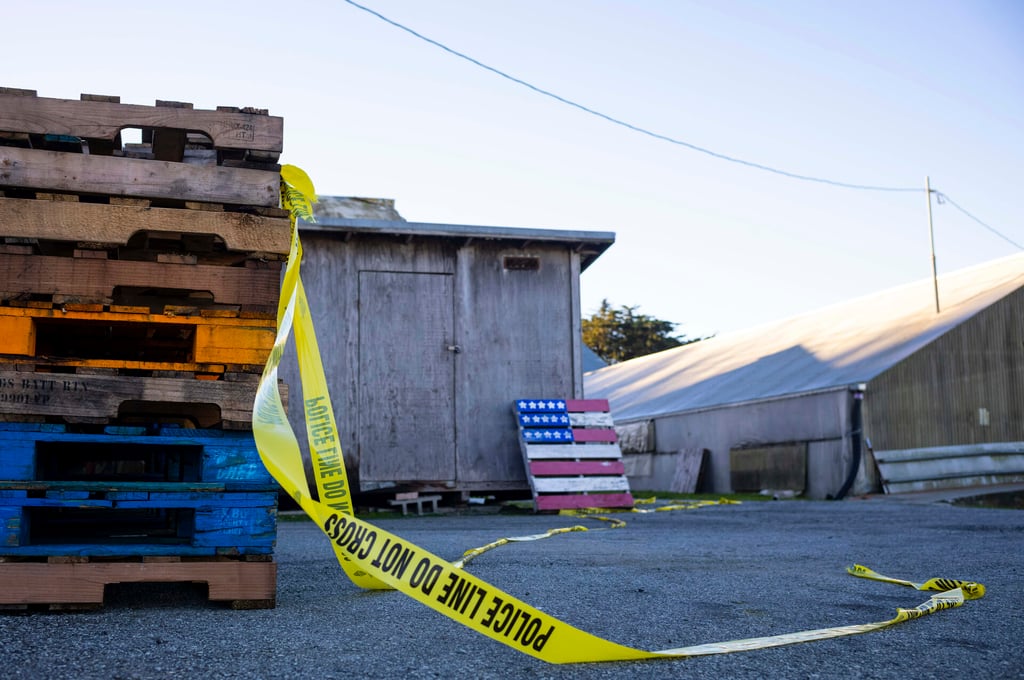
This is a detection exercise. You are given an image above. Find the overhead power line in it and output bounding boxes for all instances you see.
[934,192,1023,250]
[343,0,919,193]
[343,0,1022,250]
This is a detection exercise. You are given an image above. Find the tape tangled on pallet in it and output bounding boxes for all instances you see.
[252,165,985,664]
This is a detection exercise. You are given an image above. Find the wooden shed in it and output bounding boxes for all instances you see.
[279,198,614,497]
[585,253,1024,499]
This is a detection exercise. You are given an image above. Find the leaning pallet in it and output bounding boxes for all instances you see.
[0,88,289,609]
[514,398,634,511]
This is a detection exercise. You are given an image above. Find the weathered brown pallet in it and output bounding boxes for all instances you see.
[0,368,275,429]
[0,146,279,207]
[0,89,282,158]
[0,196,290,255]
[0,305,276,371]
[0,252,282,308]
[0,557,276,609]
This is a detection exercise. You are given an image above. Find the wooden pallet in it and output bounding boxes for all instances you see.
[515,398,634,511]
[0,251,281,309]
[0,490,278,557]
[0,146,279,208]
[0,88,282,161]
[0,90,281,208]
[0,195,290,257]
[0,556,276,609]
[0,423,273,486]
[0,423,277,557]
[0,304,276,372]
[0,368,271,429]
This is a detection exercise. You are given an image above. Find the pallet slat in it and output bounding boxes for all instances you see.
[529,460,626,476]
[0,306,276,369]
[0,560,277,608]
[0,147,279,207]
[0,423,271,485]
[0,370,270,429]
[535,493,635,512]
[531,476,631,493]
[0,252,281,307]
[0,197,290,254]
[0,92,283,154]
[0,498,277,556]
[523,444,623,460]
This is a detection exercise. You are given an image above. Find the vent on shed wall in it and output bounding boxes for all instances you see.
[503,256,540,271]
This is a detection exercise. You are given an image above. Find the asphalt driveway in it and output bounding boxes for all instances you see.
[1,496,1021,679]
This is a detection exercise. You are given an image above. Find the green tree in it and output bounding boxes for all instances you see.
[582,300,702,364]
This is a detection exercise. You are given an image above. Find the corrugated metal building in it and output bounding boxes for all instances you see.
[280,197,614,497]
[584,253,1024,498]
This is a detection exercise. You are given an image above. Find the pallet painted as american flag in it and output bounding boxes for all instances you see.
[514,398,634,511]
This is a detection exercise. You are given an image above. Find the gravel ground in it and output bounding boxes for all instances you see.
[1,496,1021,679]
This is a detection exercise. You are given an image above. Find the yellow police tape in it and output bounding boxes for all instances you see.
[252,165,985,664]
[456,498,737,567]
[848,563,986,599]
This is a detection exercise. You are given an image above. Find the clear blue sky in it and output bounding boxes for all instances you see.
[8,1,1022,339]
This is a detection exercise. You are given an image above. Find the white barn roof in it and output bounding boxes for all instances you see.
[585,252,1024,423]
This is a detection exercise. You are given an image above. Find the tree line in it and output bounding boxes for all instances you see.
[582,299,706,364]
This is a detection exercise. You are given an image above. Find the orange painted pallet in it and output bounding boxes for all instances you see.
[0,557,276,610]
[0,305,275,373]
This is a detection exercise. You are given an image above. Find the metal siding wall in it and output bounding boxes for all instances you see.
[865,289,1024,450]
[650,390,852,498]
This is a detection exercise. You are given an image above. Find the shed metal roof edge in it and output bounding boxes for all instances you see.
[298,217,615,270]
[610,383,861,425]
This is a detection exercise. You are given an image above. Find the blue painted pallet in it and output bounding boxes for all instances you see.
[0,423,274,489]
[0,423,278,557]
[0,489,277,557]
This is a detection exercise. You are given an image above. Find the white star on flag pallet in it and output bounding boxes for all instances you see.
[514,398,634,511]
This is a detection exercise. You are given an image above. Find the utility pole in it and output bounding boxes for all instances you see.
[926,176,940,314]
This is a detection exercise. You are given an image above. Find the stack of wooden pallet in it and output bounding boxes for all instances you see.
[0,87,290,609]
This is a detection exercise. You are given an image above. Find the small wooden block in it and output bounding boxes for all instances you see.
[81,94,121,103]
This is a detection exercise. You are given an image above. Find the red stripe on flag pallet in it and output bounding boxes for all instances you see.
[563,399,610,412]
[530,460,626,476]
[535,493,635,511]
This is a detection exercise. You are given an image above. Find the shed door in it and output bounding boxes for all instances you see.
[358,271,456,483]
